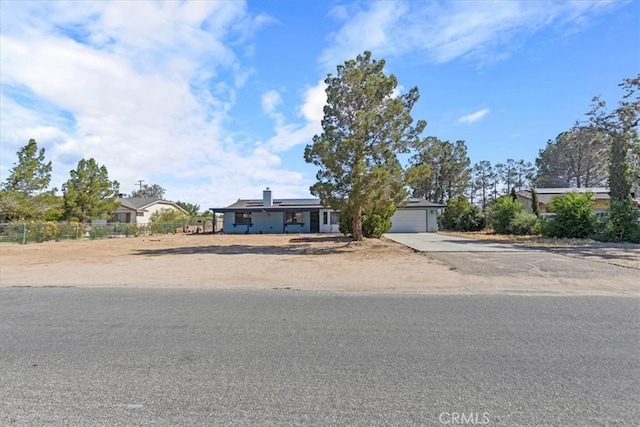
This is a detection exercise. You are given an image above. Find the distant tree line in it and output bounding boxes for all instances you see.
[0,141,203,223]
[305,51,638,241]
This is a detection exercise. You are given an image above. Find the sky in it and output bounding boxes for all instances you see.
[1,1,638,209]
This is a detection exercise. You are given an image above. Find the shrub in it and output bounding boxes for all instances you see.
[125,223,143,237]
[508,211,540,235]
[4,223,26,243]
[596,197,640,243]
[56,222,84,240]
[543,192,596,239]
[442,196,486,232]
[487,196,526,234]
[88,225,109,239]
[339,203,395,238]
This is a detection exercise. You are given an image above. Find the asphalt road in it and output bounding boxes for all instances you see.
[1,288,638,426]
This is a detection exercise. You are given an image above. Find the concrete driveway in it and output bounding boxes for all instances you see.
[384,233,525,252]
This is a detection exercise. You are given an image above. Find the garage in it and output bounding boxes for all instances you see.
[389,209,427,233]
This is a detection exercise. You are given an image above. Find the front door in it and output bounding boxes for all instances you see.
[310,211,320,233]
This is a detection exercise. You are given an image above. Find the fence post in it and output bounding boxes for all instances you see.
[22,223,26,245]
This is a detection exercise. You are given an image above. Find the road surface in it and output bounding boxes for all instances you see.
[1,288,638,426]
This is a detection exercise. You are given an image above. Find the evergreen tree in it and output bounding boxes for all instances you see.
[304,51,425,240]
[62,158,120,222]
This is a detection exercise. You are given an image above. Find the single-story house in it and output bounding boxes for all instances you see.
[112,198,188,225]
[210,188,446,234]
[517,188,612,216]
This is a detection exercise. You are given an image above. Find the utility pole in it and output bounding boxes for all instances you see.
[135,180,145,191]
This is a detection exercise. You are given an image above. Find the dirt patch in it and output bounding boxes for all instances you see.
[0,233,638,296]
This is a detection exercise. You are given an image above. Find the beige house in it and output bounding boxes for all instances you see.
[112,198,187,225]
[517,188,613,217]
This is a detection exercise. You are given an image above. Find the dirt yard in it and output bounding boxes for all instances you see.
[1,233,638,296]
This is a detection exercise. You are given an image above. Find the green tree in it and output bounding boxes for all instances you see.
[304,51,425,241]
[495,159,517,196]
[175,201,200,216]
[131,183,166,199]
[530,188,540,217]
[535,125,608,188]
[338,202,396,238]
[441,196,485,232]
[62,158,120,222]
[3,139,52,195]
[543,192,596,239]
[472,160,496,209]
[149,208,187,223]
[407,138,470,204]
[587,75,639,242]
[486,196,525,235]
[0,139,59,221]
[588,75,639,199]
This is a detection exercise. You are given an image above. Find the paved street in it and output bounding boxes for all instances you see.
[1,288,638,426]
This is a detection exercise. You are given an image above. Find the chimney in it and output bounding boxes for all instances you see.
[263,187,273,207]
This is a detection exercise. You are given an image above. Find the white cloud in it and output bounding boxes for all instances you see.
[321,0,621,67]
[261,90,282,115]
[299,81,327,124]
[0,1,310,207]
[458,108,490,124]
[262,80,326,153]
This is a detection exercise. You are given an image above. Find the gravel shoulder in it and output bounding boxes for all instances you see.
[1,233,638,296]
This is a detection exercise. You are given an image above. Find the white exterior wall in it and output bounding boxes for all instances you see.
[427,209,439,232]
[319,209,340,233]
[136,203,184,225]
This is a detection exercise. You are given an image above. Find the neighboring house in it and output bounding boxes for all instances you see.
[517,188,613,217]
[112,198,188,225]
[210,188,446,234]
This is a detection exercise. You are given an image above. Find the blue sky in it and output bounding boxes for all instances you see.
[1,1,638,208]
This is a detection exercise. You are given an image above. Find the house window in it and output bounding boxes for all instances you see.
[234,212,251,225]
[136,212,144,216]
[330,212,339,225]
[286,212,303,224]
[323,212,328,225]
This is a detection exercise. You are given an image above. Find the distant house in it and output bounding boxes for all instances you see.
[516,188,613,217]
[210,188,446,234]
[112,198,188,225]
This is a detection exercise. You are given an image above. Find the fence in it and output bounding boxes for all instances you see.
[0,220,217,244]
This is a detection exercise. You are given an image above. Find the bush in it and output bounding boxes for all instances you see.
[487,196,526,234]
[442,196,486,232]
[56,222,84,240]
[4,223,26,243]
[339,203,395,238]
[125,223,143,237]
[543,192,596,239]
[596,197,640,243]
[88,225,109,239]
[508,212,540,235]
[361,212,392,238]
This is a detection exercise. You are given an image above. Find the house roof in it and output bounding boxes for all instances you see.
[401,198,448,209]
[211,197,446,213]
[115,198,187,213]
[211,198,323,213]
[517,188,610,205]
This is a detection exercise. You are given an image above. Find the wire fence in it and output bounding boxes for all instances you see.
[0,220,217,244]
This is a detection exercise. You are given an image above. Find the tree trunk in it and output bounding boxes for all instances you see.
[352,205,363,241]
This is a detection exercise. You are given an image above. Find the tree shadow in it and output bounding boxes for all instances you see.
[133,235,354,257]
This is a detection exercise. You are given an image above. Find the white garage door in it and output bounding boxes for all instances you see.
[389,209,426,233]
